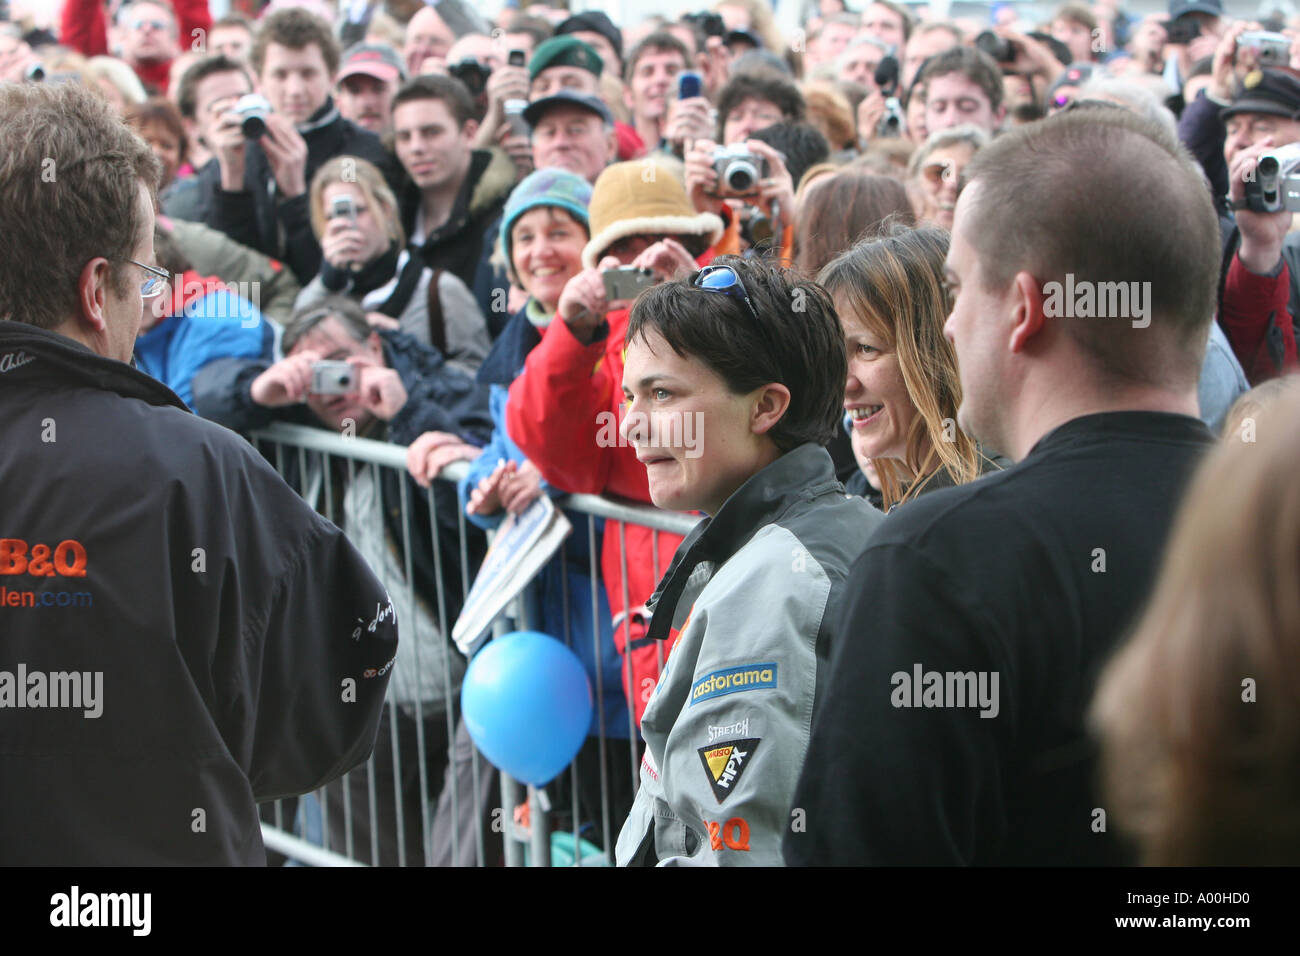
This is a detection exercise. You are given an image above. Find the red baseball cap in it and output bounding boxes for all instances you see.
[337,43,406,85]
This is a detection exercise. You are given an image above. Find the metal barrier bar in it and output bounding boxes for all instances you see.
[247,422,701,866]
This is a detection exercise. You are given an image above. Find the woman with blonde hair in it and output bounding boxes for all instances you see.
[299,155,489,374]
[818,224,990,508]
[1091,382,1300,864]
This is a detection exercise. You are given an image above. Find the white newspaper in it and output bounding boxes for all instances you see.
[452,495,573,655]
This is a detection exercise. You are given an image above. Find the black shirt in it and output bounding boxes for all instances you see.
[784,411,1214,865]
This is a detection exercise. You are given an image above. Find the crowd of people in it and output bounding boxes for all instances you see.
[1,0,1298,867]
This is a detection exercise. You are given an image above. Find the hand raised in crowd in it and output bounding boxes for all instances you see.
[407,430,481,487]
[629,237,699,281]
[1211,21,1263,102]
[557,256,625,343]
[665,96,714,154]
[994,28,1068,85]
[249,349,323,407]
[1229,138,1290,274]
[684,137,723,213]
[321,215,368,271]
[744,138,796,233]
[351,361,408,421]
[856,91,885,148]
[475,63,531,147]
[495,122,535,182]
[260,112,309,199]
[211,106,250,192]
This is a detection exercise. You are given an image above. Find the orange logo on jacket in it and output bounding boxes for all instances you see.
[707,817,750,851]
[0,539,88,577]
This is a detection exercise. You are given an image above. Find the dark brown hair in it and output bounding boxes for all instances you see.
[794,171,915,277]
[250,7,341,79]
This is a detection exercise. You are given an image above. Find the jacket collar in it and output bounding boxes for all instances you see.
[297,96,341,136]
[644,443,842,642]
[0,320,188,411]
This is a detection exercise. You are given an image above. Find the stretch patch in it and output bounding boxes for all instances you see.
[690,663,777,705]
[698,738,760,803]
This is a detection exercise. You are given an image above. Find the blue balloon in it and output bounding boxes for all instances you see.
[461,630,593,787]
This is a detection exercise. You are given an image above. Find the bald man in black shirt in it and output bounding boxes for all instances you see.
[786,108,1223,865]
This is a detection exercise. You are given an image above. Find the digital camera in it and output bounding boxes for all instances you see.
[328,194,357,221]
[711,145,768,197]
[1244,143,1300,213]
[1165,17,1201,46]
[602,266,656,301]
[448,57,491,97]
[504,99,530,139]
[232,93,271,138]
[310,361,356,395]
[1237,31,1291,68]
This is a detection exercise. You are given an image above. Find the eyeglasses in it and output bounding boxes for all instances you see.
[693,264,760,325]
[131,18,168,32]
[127,258,170,298]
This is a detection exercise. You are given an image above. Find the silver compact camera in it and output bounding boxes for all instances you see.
[310,360,356,395]
[1244,143,1300,213]
[232,93,272,138]
[602,266,656,301]
[1237,31,1291,67]
[710,145,768,197]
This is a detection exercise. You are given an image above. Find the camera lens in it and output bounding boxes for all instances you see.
[241,114,267,138]
[726,161,757,193]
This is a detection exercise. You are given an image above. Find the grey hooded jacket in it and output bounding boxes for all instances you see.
[616,444,882,866]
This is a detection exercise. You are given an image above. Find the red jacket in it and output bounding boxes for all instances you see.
[60,0,212,94]
[1220,252,1298,385]
[507,309,686,725]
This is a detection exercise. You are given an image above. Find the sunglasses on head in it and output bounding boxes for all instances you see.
[693,264,761,325]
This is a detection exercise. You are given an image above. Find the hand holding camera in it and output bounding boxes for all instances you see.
[558,260,621,343]
[350,361,408,421]
[259,111,309,199]
[1212,22,1262,103]
[322,195,367,274]
[474,56,530,147]
[249,349,323,407]
[1229,137,1293,274]
[629,237,699,282]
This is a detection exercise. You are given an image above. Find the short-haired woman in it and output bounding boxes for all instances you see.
[614,256,883,865]
[299,156,490,375]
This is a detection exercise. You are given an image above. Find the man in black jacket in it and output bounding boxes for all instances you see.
[203,8,403,285]
[787,108,1222,865]
[193,298,492,865]
[0,81,396,866]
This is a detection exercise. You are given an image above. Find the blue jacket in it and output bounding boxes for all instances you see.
[458,307,633,738]
[134,287,273,408]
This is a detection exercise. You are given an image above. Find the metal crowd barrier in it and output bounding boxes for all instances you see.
[250,422,700,866]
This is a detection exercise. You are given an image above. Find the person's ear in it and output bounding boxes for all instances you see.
[462,117,480,143]
[77,257,112,336]
[605,128,618,161]
[1008,270,1046,354]
[751,382,792,436]
[993,102,1007,129]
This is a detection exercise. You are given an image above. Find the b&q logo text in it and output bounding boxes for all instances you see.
[0,539,88,578]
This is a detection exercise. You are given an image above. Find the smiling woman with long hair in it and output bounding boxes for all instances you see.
[818,224,989,509]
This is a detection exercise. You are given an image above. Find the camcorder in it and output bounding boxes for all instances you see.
[874,55,904,138]
[448,57,492,97]
[974,30,1015,64]
[1244,143,1300,213]
[602,266,656,301]
[1237,31,1291,67]
[310,361,356,395]
[710,145,768,197]
[232,93,271,138]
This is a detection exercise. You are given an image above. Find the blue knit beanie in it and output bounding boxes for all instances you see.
[499,168,592,281]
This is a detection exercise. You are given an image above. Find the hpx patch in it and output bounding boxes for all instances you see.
[697,738,761,803]
[690,663,777,705]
